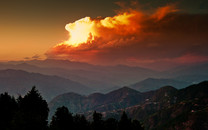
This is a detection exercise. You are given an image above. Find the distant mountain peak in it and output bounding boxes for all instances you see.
[88,93,104,98]
[131,78,191,92]
[0,69,91,101]
[55,92,83,99]
[108,86,140,95]
[158,85,177,91]
[0,69,28,76]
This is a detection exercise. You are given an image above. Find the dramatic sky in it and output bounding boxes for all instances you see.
[0,0,208,70]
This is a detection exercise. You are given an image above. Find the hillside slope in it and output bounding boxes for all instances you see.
[0,69,91,101]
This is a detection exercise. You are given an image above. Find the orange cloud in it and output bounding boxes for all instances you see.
[151,4,178,21]
[55,10,143,48]
[46,4,208,67]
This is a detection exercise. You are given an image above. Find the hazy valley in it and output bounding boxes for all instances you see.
[0,59,208,129]
[1,59,208,98]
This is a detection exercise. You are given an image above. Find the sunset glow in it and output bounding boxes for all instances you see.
[1,1,208,129]
[49,5,181,62]
[0,0,207,69]
[63,17,96,47]
[152,4,178,21]
[56,11,142,48]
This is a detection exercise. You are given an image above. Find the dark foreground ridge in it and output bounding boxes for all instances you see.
[0,86,143,130]
[49,81,208,130]
[1,81,208,130]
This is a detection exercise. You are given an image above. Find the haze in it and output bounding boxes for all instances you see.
[0,0,208,70]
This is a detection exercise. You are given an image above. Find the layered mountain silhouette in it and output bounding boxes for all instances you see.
[0,59,207,129]
[1,59,208,94]
[49,87,144,115]
[130,78,191,92]
[0,59,158,92]
[49,81,208,129]
[0,69,91,101]
[48,85,178,117]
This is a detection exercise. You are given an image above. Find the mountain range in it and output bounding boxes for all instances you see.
[0,59,207,129]
[130,78,191,92]
[49,81,208,129]
[0,59,159,92]
[0,59,208,101]
[0,69,91,101]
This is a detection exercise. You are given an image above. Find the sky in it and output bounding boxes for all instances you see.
[0,0,208,70]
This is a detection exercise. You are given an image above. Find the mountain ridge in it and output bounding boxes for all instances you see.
[0,60,158,92]
[0,69,91,101]
[1,59,208,93]
[48,81,208,129]
[130,78,191,92]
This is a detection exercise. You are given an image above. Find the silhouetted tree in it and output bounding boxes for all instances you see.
[0,92,18,130]
[13,87,49,130]
[132,120,144,130]
[73,114,90,130]
[0,87,145,130]
[104,118,118,130]
[91,111,104,130]
[118,111,132,130]
[50,106,73,130]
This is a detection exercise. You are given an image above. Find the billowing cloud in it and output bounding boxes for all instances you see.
[46,4,208,68]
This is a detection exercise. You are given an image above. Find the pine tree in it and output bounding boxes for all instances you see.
[91,111,104,130]
[0,92,18,130]
[73,114,90,130]
[13,86,49,130]
[104,118,118,130]
[132,120,144,130]
[50,106,73,130]
[118,111,132,130]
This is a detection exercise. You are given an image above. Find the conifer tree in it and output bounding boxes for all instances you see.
[50,106,73,130]
[0,92,18,130]
[14,87,49,130]
[118,111,132,130]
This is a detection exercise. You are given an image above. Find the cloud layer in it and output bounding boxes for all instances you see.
[46,4,208,69]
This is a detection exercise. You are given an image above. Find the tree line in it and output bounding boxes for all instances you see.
[0,87,144,130]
